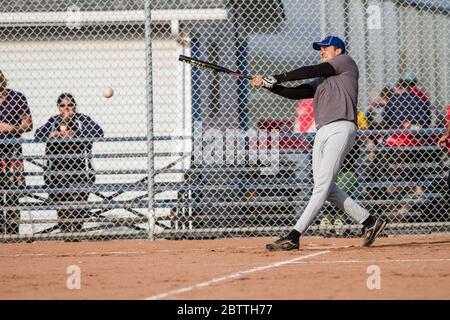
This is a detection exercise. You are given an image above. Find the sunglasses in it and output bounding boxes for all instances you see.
[59,103,74,108]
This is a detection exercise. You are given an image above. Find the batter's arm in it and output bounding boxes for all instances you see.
[267,83,315,100]
[274,62,336,83]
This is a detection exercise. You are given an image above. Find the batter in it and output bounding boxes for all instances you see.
[251,35,387,250]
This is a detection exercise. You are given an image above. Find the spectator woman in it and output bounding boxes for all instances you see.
[35,93,104,236]
[0,70,33,235]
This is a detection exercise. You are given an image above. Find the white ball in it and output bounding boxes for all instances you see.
[103,86,113,98]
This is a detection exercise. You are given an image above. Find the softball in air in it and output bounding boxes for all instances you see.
[102,86,114,98]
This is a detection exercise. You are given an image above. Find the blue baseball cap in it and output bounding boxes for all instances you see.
[313,35,346,54]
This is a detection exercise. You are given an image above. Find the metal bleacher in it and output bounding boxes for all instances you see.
[157,129,449,238]
[1,137,150,242]
[1,129,448,242]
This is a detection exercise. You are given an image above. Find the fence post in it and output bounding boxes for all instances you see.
[144,0,155,240]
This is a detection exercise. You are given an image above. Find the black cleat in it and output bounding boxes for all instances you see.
[266,237,299,251]
[362,218,387,247]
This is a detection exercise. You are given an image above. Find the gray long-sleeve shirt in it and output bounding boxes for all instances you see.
[311,55,359,129]
[269,54,359,129]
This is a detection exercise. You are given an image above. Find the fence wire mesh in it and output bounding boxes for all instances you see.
[0,0,448,242]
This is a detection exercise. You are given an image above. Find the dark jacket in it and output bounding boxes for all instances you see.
[35,113,104,188]
[382,92,431,129]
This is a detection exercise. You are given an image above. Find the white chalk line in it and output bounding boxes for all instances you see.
[0,244,286,258]
[144,250,330,300]
[0,251,145,258]
[0,245,260,258]
[290,258,450,264]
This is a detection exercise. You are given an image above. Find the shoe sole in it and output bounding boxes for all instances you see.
[364,220,387,247]
[266,244,281,252]
[266,243,299,251]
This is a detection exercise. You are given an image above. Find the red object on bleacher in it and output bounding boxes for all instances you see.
[385,132,418,147]
[258,119,310,150]
[295,99,315,133]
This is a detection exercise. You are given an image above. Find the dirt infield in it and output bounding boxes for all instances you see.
[0,235,449,300]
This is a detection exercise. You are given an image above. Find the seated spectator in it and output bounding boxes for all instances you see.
[0,70,33,235]
[382,79,432,199]
[382,79,431,130]
[363,87,395,187]
[444,104,450,150]
[437,106,450,189]
[35,93,104,236]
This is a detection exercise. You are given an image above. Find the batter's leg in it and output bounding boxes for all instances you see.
[327,183,370,224]
[294,121,356,233]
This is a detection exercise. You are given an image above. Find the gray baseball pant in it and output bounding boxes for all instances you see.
[294,120,370,233]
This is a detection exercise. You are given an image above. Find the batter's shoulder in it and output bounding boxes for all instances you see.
[336,54,357,65]
[329,54,358,74]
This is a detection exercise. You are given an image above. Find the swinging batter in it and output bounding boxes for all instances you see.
[251,35,387,250]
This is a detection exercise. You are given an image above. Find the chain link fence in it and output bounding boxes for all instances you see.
[0,0,448,242]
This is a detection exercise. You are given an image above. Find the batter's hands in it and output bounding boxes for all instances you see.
[250,75,277,88]
[251,76,264,87]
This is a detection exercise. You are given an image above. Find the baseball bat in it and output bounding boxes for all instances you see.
[178,55,253,80]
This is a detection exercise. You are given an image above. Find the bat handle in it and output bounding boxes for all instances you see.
[232,73,253,80]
